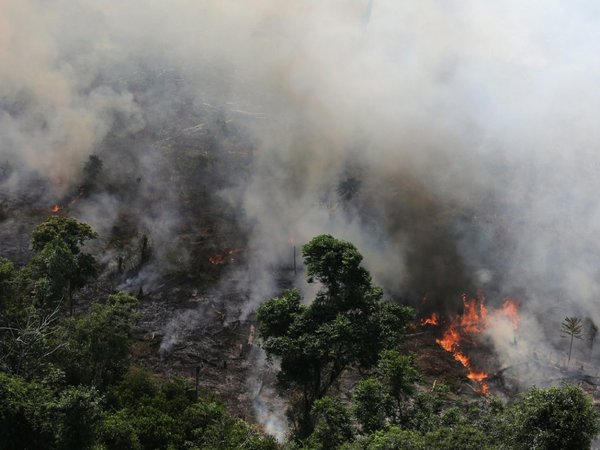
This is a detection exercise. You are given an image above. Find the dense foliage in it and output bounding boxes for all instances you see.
[509,384,599,450]
[258,235,413,438]
[287,367,599,450]
[0,216,277,450]
[2,221,599,449]
[258,234,600,449]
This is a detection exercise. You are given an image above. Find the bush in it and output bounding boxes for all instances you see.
[366,427,424,450]
[0,373,55,450]
[353,378,389,434]
[509,384,600,450]
[99,410,141,450]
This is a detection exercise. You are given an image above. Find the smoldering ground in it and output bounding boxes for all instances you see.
[2,0,600,433]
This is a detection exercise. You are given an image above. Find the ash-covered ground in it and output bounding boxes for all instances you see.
[3,3,600,434]
[0,89,293,431]
[3,101,600,429]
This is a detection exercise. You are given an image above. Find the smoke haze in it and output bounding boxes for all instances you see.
[2,0,600,422]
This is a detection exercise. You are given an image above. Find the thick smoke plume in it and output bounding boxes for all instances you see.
[2,0,600,427]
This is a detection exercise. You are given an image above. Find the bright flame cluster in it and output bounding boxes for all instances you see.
[422,294,520,395]
[420,312,439,326]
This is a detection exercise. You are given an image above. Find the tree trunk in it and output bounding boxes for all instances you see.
[68,280,73,317]
[568,334,574,365]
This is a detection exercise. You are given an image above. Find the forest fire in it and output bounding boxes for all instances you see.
[497,298,520,330]
[435,323,471,366]
[209,248,243,265]
[430,293,521,395]
[51,204,62,213]
[460,294,488,333]
[420,312,439,326]
[467,371,490,395]
[467,370,489,383]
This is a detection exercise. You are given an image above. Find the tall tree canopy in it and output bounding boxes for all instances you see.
[509,384,599,450]
[28,216,98,314]
[31,215,97,254]
[258,234,413,438]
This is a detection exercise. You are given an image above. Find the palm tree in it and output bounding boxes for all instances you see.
[561,317,583,366]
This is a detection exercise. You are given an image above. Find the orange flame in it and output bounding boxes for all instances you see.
[467,371,490,394]
[496,297,520,331]
[460,293,488,333]
[436,324,470,367]
[209,248,243,265]
[436,324,460,353]
[433,292,520,396]
[454,352,470,367]
[51,204,61,213]
[467,370,489,382]
[421,313,439,326]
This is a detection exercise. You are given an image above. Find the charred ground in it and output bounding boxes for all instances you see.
[2,80,600,423]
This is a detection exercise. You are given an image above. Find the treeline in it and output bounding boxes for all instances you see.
[0,216,277,450]
[1,218,599,449]
[258,235,600,450]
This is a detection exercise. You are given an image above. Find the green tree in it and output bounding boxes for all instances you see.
[398,383,452,433]
[353,378,389,434]
[305,397,354,450]
[0,257,14,309]
[0,373,102,450]
[509,384,599,450]
[363,426,425,450]
[98,410,141,450]
[107,368,279,450]
[26,238,78,310]
[463,396,508,447]
[0,220,96,376]
[59,292,139,388]
[561,317,583,365]
[258,235,413,439]
[424,425,491,450]
[377,350,420,401]
[54,385,102,450]
[0,372,55,450]
[0,304,65,378]
[127,405,180,450]
[31,215,97,254]
[30,216,98,315]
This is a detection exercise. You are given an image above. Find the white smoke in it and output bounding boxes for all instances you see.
[2,0,600,429]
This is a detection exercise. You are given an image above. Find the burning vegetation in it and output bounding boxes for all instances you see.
[423,294,522,395]
[208,248,244,265]
[420,312,439,326]
[2,2,600,449]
